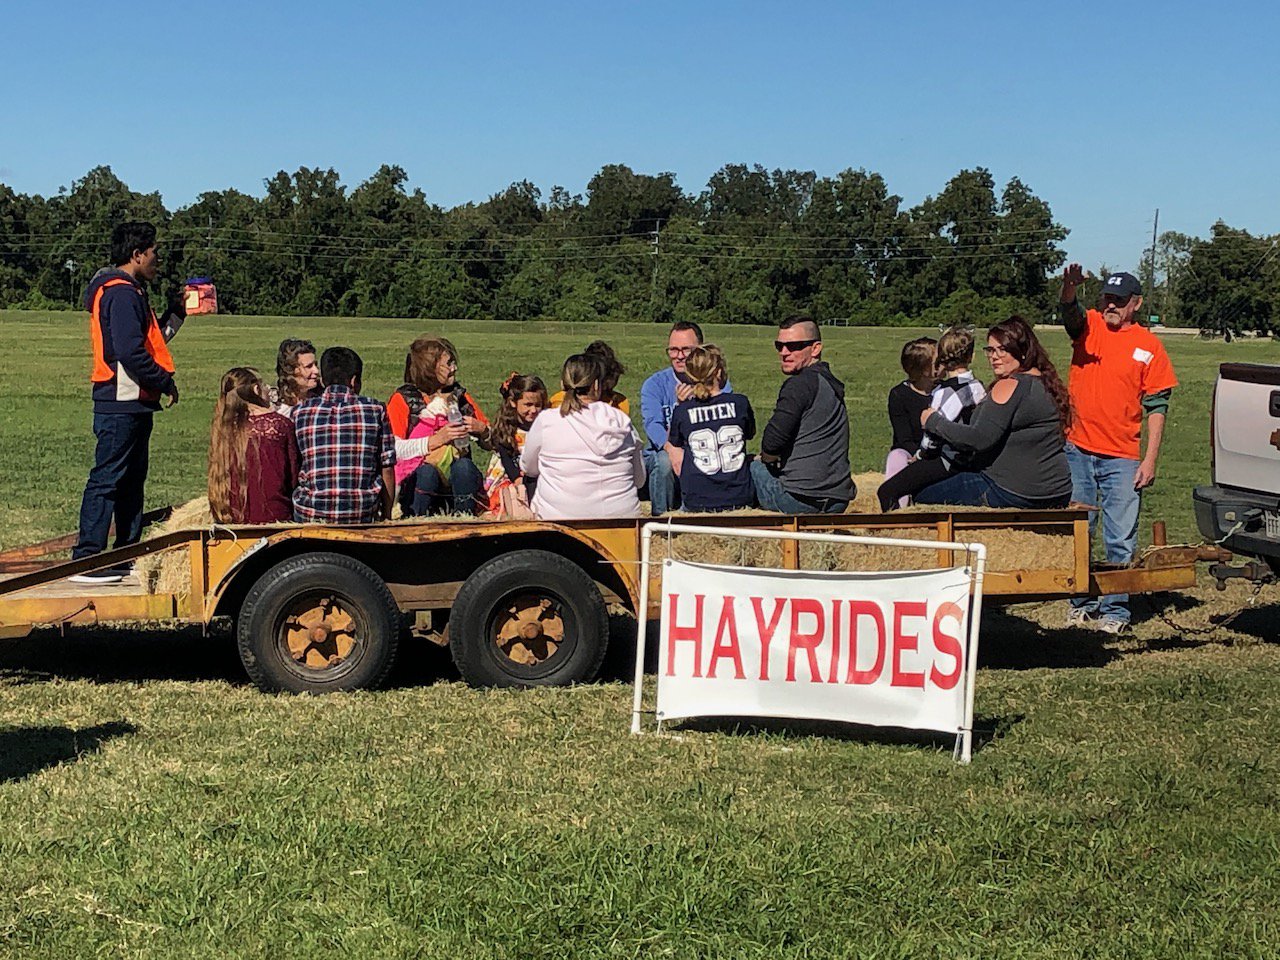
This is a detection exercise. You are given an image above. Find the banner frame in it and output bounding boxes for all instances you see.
[630,521,988,763]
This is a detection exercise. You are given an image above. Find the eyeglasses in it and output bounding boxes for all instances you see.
[982,346,1010,358]
[774,338,819,354]
[666,346,694,358]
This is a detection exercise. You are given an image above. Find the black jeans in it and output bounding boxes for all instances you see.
[876,456,951,512]
[73,412,153,559]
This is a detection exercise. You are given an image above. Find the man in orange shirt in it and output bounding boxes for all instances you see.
[1060,264,1178,632]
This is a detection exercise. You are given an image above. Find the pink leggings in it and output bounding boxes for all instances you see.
[883,448,913,508]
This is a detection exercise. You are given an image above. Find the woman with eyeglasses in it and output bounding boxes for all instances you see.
[912,317,1072,509]
[387,336,492,516]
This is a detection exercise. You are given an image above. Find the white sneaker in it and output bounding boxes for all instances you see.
[1096,617,1130,635]
[1065,607,1095,627]
[69,567,126,585]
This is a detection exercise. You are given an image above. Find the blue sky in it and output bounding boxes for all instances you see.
[2,0,1276,272]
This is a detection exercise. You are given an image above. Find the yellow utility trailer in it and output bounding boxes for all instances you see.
[0,509,1206,693]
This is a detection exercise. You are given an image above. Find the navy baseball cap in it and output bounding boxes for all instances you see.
[1102,272,1142,299]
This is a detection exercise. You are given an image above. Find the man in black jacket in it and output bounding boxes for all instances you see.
[70,222,181,583]
[751,315,855,514]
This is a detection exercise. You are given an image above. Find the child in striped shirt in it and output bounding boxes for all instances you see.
[876,326,986,511]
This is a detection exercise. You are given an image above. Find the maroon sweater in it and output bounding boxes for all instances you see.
[229,412,300,523]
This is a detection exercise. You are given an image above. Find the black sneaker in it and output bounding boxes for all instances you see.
[69,567,128,585]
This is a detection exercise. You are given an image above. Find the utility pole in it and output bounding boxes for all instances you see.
[649,219,661,322]
[1149,208,1159,322]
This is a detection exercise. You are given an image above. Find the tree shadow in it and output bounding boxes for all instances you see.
[0,623,245,685]
[0,720,137,783]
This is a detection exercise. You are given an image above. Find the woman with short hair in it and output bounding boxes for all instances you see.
[914,317,1073,509]
[520,354,646,520]
[387,336,491,516]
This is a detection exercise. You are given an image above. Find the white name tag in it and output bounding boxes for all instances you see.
[1132,347,1153,364]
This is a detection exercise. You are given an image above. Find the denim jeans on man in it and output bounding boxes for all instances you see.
[73,412,153,559]
[643,448,679,516]
[1065,442,1141,623]
[749,459,848,514]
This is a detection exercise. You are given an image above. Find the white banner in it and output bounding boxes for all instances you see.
[656,559,974,735]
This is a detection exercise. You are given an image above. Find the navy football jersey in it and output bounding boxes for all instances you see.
[667,391,757,511]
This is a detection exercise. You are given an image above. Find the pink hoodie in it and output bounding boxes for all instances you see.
[520,403,646,520]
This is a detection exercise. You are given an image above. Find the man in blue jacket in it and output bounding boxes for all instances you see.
[640,321,732,515]
[70,222,181,583]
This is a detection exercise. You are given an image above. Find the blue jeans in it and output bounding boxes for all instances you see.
[643,448,680,516]
[749,459,848,515]
[914,470,1070,509]
[73,412,153,559]
[403,457,484,516]
[1066,443,1141,623]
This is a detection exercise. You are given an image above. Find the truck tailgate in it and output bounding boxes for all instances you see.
[1214,363,1280,494]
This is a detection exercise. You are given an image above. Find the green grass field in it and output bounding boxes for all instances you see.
[1,312,1278,958]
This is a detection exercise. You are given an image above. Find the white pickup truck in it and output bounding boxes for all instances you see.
[1193,362,1280,584]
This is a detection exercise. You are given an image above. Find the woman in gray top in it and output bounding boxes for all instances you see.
[914,317,1073,509]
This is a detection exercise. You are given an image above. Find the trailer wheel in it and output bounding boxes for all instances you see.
[237,552,401,693]
[449,549,608,688]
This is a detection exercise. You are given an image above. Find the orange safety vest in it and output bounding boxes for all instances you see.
[89,277,176,382]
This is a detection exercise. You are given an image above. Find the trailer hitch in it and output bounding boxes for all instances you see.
[1209,560,1276,591]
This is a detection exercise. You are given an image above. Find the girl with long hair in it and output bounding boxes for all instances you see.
[484,372,549,517]
[913,316,1073,509]
[664,345,757,511]
[520,354,646,520]
[208,367,300,523]
[549,339,630,413]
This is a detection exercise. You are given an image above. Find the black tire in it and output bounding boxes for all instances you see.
[449,549,608,688]
[237,552,401,693]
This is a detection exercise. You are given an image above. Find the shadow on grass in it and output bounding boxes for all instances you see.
[0,623,245,685]
[670,713,1022,756]
[0,720,137,783]
[979,606,1124,669]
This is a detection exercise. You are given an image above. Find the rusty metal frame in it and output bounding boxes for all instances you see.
[1,507,1203,639]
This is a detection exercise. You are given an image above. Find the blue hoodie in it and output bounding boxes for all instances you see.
[84,269,176,414]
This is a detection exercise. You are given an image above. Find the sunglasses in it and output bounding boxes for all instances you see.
[774,338,819,354]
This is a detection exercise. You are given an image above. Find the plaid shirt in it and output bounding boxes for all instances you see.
[293,385,396,523]
[919,371,987,465]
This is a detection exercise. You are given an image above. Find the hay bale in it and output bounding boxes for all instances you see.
[135,498,212,596]
[849,471,885,514]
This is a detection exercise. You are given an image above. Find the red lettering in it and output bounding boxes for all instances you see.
[751,597,787,681]
[846,600,886,684]
[891,601,927,688]
[786,598,825,682]
[707,596,745,680]
[826,598,842,683]
[665,593,705,677]
[929,602,965,690]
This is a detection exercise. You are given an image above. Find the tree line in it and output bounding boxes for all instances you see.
[0,163,1272,332]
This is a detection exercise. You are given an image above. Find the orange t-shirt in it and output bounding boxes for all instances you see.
[547,390,630,415]
[1066,309,1178,459]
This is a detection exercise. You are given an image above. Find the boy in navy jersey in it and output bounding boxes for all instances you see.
[665,346,756,511]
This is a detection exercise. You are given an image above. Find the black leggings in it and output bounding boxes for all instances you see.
[877,457,951,512]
